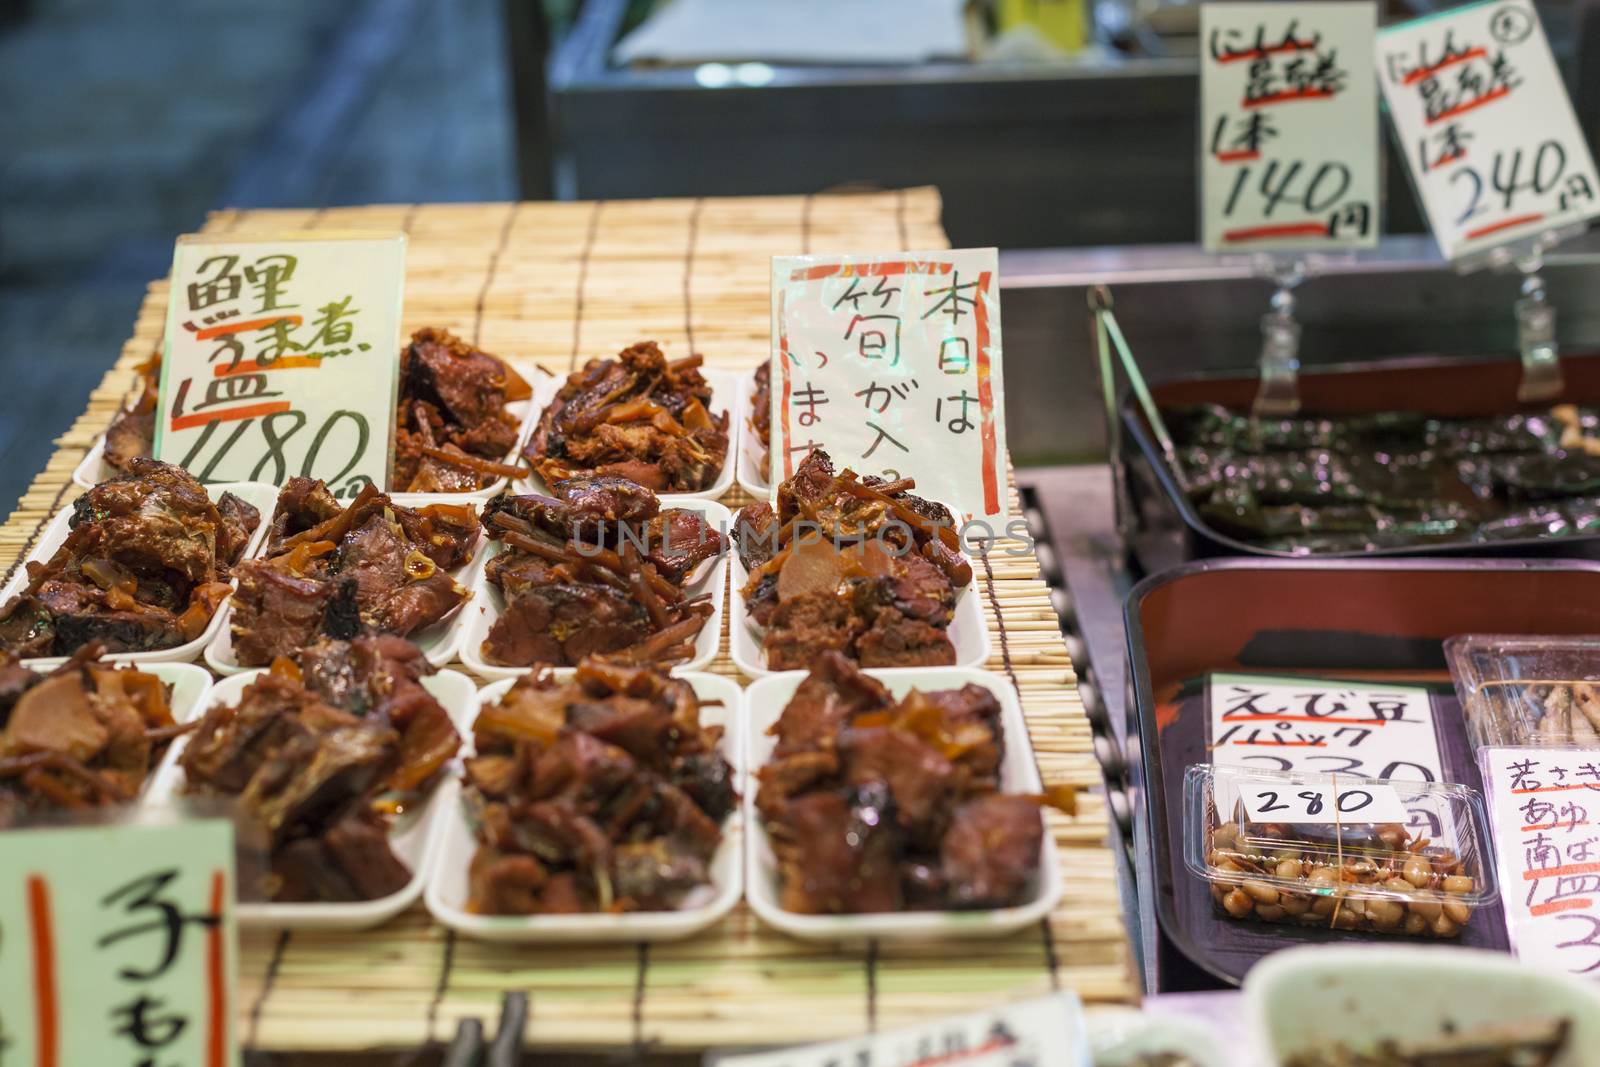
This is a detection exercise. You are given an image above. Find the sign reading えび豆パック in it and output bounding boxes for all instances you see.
[154,232,405,495]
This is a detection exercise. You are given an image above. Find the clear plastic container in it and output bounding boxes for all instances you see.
[1446,634,1600,749]
[1183,765,1497,939]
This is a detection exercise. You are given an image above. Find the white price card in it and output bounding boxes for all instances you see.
[1376,0,1600,261]
[709,992,1089,1067]
[0,819,237,1067]
[1208,673,1445,783]
[154,231,406,494]
[1199,1,1380,252]
[1238,777,1409,825]
[770,249,1010,523]
[1483,746,1600,976]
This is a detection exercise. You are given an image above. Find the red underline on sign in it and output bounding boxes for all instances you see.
[1429,85,1512,124]
[789,260,955,282]
[1244,88,1336,109]
[1525,862,1600,881]
[170,401,291,431]
[777,288,794,481]
[1531,898,1594,915]
[193,314,302,340]
[1466,212,1545,240]
[1428,150,1468,171]
[1215,41,1316,64]
[208,869,227,1067]
[1513,783,1600,794]
[976,269,1000,516]
[1221,714,1388,725]
[1224,221,1330,242]
[1215,149,1260,163]
[1223,739,1328,747]
[1524,821,1591,832]
[1403,47,1487,85]
[214,355,323,377]
[908,1038,1015,1065]
[29,874,58,1067]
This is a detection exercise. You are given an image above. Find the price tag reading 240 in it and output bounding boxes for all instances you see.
[1199,2,1379,252]
[1377,0,1600,260]
[154,232,406,495]
[1240,778,1410,825]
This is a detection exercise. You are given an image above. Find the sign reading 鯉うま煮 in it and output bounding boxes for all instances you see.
[769,249,1009,524]
[0,819,237,1067]
[1199,1,1380,252]
[1376,0,1600,261]
[154,232,406,495]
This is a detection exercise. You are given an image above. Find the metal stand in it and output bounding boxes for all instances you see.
[1251,256,1307,417]
[1513,248,1561,402]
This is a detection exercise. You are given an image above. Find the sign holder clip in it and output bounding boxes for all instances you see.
[1252,255,1308,417]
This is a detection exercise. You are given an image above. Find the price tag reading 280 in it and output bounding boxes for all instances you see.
[1377,0,1600,261]
[1240,778,1410,825]
[154,232,406,495]
[1199,1,1380,252]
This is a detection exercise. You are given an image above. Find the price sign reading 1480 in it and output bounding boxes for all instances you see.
[1199,2,1380,252]
[1377,0,1600,260]
[154,232,406,495]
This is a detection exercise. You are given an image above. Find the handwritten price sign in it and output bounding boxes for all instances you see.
[155,232,406,494]
[1200,1,1379,252]
[1377,0,1600,261]
[0,820,237,1067]
[1239,778,1409,825]
[770,249,1009,523]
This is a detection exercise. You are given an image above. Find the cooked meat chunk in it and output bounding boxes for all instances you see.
[393,326,532,492]
[940,796,1045,908]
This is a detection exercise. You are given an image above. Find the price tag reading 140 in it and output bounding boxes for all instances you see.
[1376,0,1600,260]
[1240,779,1410,825]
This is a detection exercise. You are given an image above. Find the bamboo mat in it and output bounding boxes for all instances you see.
[0,188,1134,1053]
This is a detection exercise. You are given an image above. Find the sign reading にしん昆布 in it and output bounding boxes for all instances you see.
[1377,0,1600,261]
[0,819,237,1067]
[1199,1,1380,252]
[154,232,405,495]
[769,249,1009,524]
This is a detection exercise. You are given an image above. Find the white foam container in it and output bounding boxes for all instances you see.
[204,499,491,675]
[743,667,1062,942]
[147,666,479,930]
[1,482,278,668]
[1245,945,1600,1066]
[734,366,771,502]
[727,531,990,679]
[424,672,744,942]
[516,368,739,505]
[1085,1008,1231,1067]
[459,500,730,680]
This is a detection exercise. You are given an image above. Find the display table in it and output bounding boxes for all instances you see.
[0,188,1132,1054]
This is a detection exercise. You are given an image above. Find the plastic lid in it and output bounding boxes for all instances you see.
[1184,764,1498,909]
[1446,633,1600,749]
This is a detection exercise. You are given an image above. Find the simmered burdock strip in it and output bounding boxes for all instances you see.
[393,326,534,492]
[0,459,259,657]
[735,449,970,670]
[525,341,729,492]
[180,640,460,904]
[756,652,1045,914]
[476,476,722,668]
[230,478,479,666]
[749,362,771,479]
[0,645,185,827]
[463,659,733,915]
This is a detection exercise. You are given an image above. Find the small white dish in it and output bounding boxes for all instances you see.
[1086,1007,1232,1067]
[516,368,739,505]
[204,523,490,676]
[734,366,771,502]
[148,666,479,930]
[458,500,730,680]
[71,435,112,489]
[0,482,278,668]
[1245,945,1600,1067]
[727,530,990,679]
[424,672,744,942]
[743,667,1062,942]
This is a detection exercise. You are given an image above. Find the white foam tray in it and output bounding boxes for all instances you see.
[75,373,550,500]
[147,666,479,930]
[727,529,990,678]
[1246,945,1600,1067]
[743,666,1062,941]
[1085,1008,1231,1067]
[516,368,739,505]
[424,672,744,942]
[734,365,771,502]
[204,508,491,675]
[0,482,279,669]
[458,500,730,680]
